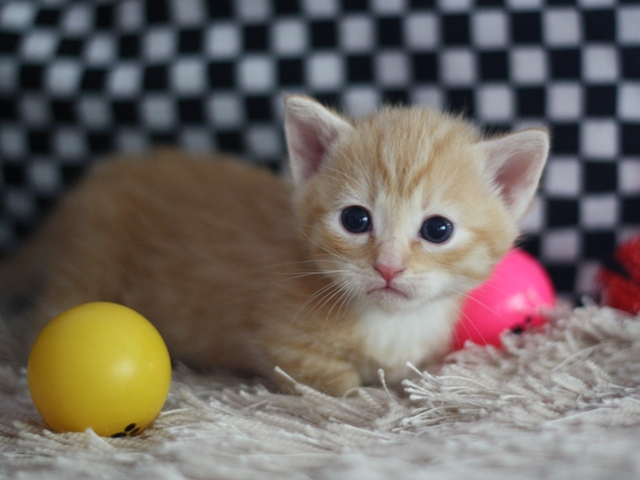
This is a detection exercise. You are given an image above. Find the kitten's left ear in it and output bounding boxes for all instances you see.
[479,128,550,220]
[284,95,353,186]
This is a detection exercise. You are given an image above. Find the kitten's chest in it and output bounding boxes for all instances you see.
[355,297,461,383]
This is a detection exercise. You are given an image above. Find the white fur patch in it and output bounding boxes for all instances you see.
[357,296,460,383]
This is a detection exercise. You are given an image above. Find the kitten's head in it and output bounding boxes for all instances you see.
[284,95,549,312]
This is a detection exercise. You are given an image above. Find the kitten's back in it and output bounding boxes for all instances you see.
[2,150,313,371]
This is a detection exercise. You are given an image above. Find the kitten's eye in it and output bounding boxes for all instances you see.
[341,206,372,234]
[420,216,454,243]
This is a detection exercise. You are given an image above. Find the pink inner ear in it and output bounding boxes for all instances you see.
[285,96,353,185]
[494,150,538,210]
[482,129,549,220]
[292,125,335,181]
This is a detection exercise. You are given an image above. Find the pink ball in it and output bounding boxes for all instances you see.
[452,248,555,350]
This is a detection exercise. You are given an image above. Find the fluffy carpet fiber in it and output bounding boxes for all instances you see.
[2,306,640,479]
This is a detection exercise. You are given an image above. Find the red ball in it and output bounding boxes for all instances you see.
[452,248,555,350]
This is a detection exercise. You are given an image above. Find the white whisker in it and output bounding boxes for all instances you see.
[310,280,349,323]
[291,281,338,324]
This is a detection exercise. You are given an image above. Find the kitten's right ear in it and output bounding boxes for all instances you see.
[284,95,353,186]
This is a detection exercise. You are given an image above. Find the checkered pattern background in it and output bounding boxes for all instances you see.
[0,0,639,299]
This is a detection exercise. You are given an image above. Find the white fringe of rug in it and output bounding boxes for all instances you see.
[2,306,640,479]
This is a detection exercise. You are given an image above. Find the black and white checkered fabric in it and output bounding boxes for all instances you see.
[0,0,639,299]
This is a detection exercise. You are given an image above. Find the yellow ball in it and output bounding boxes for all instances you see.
[27,302,171,437]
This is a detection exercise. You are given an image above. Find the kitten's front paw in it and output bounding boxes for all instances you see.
[272,358,362,396]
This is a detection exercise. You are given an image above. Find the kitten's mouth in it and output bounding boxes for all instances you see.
[368,285,410,300]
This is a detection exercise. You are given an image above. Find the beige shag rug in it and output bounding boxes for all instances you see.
[3,306,640,479]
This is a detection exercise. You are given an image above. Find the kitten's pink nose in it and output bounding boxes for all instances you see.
[374,263,405,283]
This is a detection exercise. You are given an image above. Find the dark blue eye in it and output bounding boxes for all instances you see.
[420,216,454,243]
[341,206,371,234]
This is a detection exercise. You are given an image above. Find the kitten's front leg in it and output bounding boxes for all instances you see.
[268,347,361,396]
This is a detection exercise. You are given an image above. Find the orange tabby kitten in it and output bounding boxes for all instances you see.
[0,96,549,395]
